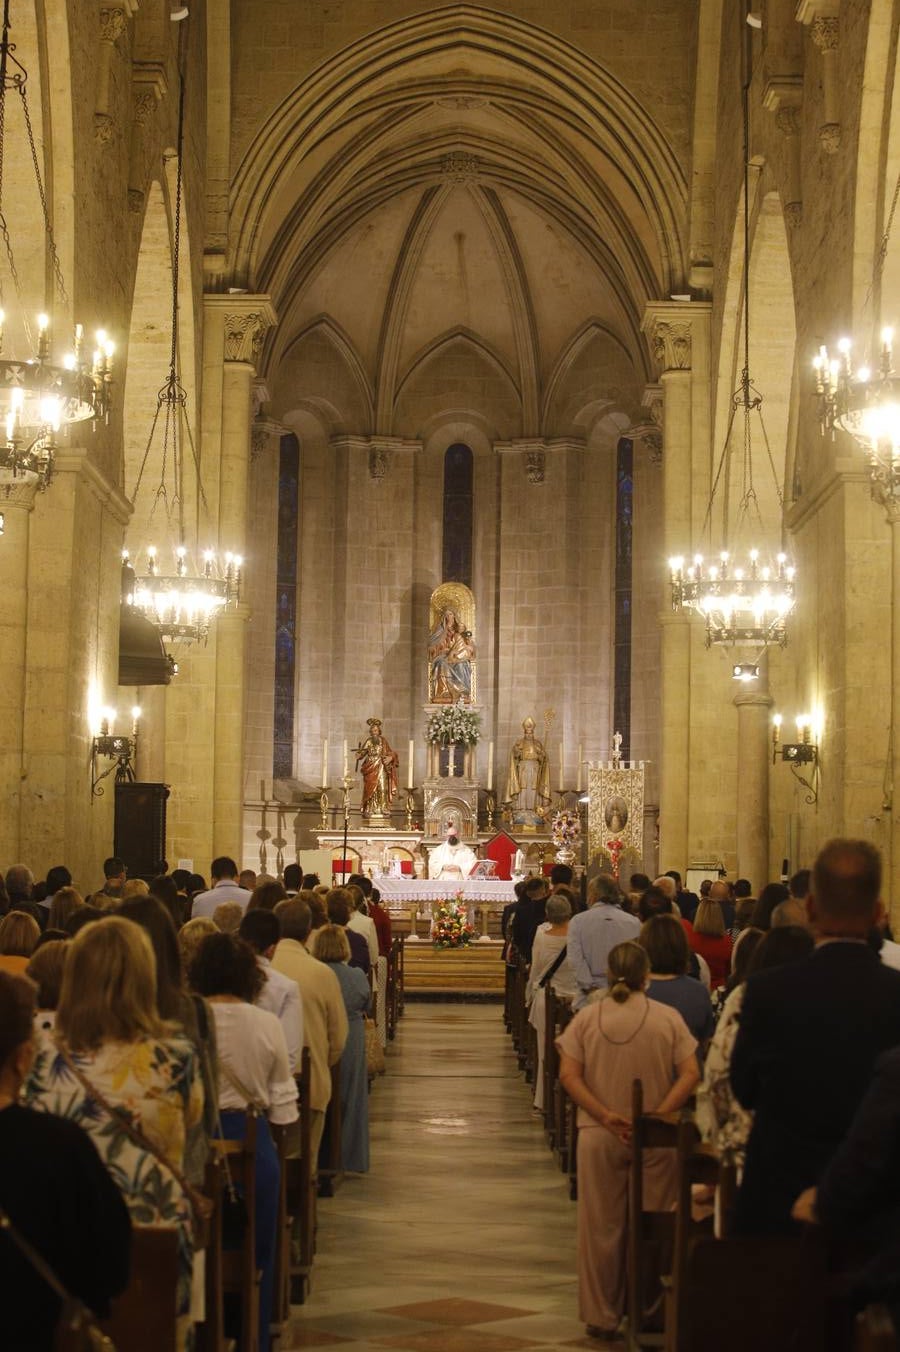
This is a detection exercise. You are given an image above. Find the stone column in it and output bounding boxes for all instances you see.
[205,296,276,860]
[95,4,135,145]
[763,79,803,228]
[642,302,711,875]
[0,479,38,863]
[798,3,841,153]
[734,668,773,895]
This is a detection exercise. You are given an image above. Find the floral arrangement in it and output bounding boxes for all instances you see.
[432,895,476,949]
[426,700,481,747]
[551,808,582,848]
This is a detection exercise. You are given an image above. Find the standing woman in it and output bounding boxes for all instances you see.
[557,941,699,1339]
[188,932,298,1352]
[314,923,372,1173]
[24,918,203,1351]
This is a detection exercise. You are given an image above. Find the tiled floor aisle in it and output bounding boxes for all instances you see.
[283,1001,603,1352]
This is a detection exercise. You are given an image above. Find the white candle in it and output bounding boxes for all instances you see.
[487,740,494,791]
[559,742,564,791]
[322,738,328,787]
[408,739,414,790]
[577,743,583,793]
[343,739,348,777]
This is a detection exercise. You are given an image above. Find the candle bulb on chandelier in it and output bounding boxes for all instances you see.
[36,312,49,360]
[772,713,782,751]
[131,706,141,737]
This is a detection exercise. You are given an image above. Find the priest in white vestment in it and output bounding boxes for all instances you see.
[428,834,477,880]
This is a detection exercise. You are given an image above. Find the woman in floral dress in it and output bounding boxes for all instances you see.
[24,917,203,1350]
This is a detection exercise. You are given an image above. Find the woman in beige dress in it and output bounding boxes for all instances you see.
[557,940,699,1338]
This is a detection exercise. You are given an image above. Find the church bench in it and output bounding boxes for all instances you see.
[270,1120,291,1332]
[211,1117,261,1352]
[101,1224,179,1351]
[281,1048,316,1307]
[625,1080,681,1350]
[317,1059,344,1198]
[196,1153,225,1352]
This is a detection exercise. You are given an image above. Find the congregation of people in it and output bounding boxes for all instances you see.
[504,842,900,1346]
[0,854,394,1351]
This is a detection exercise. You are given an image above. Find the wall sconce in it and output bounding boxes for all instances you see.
[91,705,140,798]
[772,713,819,804]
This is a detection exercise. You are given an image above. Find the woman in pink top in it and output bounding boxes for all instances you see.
[688,899,733,990]
[557,941,699,1339]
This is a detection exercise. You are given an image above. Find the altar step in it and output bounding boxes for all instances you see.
[403,940,506,994]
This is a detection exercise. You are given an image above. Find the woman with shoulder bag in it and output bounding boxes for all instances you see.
[188,931,298,1352]
[24,918,203,1352]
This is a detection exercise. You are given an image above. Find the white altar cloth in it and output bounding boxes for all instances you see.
[375,878,515,905]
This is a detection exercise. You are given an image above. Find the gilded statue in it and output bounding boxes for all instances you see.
[354,718,399,818]
[505,717,552,825]
[427,582,476,704]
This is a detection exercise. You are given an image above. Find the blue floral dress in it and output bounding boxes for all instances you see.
[24,1033,203,1349]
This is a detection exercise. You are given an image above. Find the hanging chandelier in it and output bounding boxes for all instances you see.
[0,1,112,494]
[815,329,900,504]
[668,23,795,654]
[124,17,240,649]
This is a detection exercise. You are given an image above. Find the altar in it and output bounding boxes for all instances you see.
[375,878,515,905]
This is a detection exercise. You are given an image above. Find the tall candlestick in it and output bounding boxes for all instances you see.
[343,739,348,777]
[487,740,494,791]
[407,738,414,790]
[577,743,583,793]
[322,738,328,787]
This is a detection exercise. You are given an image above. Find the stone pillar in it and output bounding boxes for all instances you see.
[642,302,712,875]
[0,479,38,863]
[205,296,276,860]
[763,78,803,227]
[798,3,841,153]
[734,671,773,896]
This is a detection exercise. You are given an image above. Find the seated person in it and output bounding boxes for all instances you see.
[428,834,477,880]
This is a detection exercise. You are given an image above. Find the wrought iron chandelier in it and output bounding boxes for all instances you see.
[668,22,795,653]
[0,0,112,494]
[815,326,900,506]
[124,17,240,647]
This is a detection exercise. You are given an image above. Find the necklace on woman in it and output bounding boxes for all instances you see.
[598,993,650,1044]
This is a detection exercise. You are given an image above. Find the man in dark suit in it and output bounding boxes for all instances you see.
[731,838,900,1234]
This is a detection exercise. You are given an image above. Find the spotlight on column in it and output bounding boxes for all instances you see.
[732,662,760,682]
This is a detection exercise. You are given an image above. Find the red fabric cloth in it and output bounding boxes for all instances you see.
[688,930,733,989]
[369,901,393,958]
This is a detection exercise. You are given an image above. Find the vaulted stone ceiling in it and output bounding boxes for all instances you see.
[227,7,691,442]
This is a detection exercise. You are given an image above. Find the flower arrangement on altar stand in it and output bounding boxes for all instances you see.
[551,807,582,865]
[426,701,481,778]
[431,894,476,949]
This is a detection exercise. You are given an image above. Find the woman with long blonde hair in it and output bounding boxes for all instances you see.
[24,918,203,1351]
[557,940,699,1339]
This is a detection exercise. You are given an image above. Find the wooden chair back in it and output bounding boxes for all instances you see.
[283,1047,316,1307]
[101,1224,179,1351]
[211,1114,259,1352]
[196,1152,225,1352]
[626,1078,680,1349]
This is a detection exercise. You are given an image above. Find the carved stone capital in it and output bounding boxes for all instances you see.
[99,7,128,44]
[819,122,841,153]
[223,312,274,364]
[811,15,839,52]
[0,473,39,511]
[775,105,801,137]
[642,383,664,427]
[525,450,546,484]
[127,187,144,213]
[651,320,693,371]
[441,151,480,184]
[132,90,157,127]
[369,446,389,480]
[93,112,116,145]
[784,201,803,228]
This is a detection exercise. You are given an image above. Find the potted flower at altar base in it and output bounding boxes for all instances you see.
[431,895,476,948]
[551,807,582,866]
[426,700,480,777]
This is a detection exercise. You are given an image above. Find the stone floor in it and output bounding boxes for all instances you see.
[282,1002,608,1352]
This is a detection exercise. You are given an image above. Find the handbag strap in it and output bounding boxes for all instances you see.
[538,944,569,989]
[0,1203,112,1346]
[219,1058,265,1116]
[55,1040,208,1222]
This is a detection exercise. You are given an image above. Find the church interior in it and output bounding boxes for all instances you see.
[4,0,899,914]
[4,3,900,1349]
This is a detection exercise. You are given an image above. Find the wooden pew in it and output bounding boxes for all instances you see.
[625,1080,680,1350]
[270,1120,290,1336]
[211,1115,260,1352]
[197,1153,225,1352]
[282,1048,316,1307]
[101,1224,179,1351]
[317,1059,343,1198]
[662,1116,731,1352]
